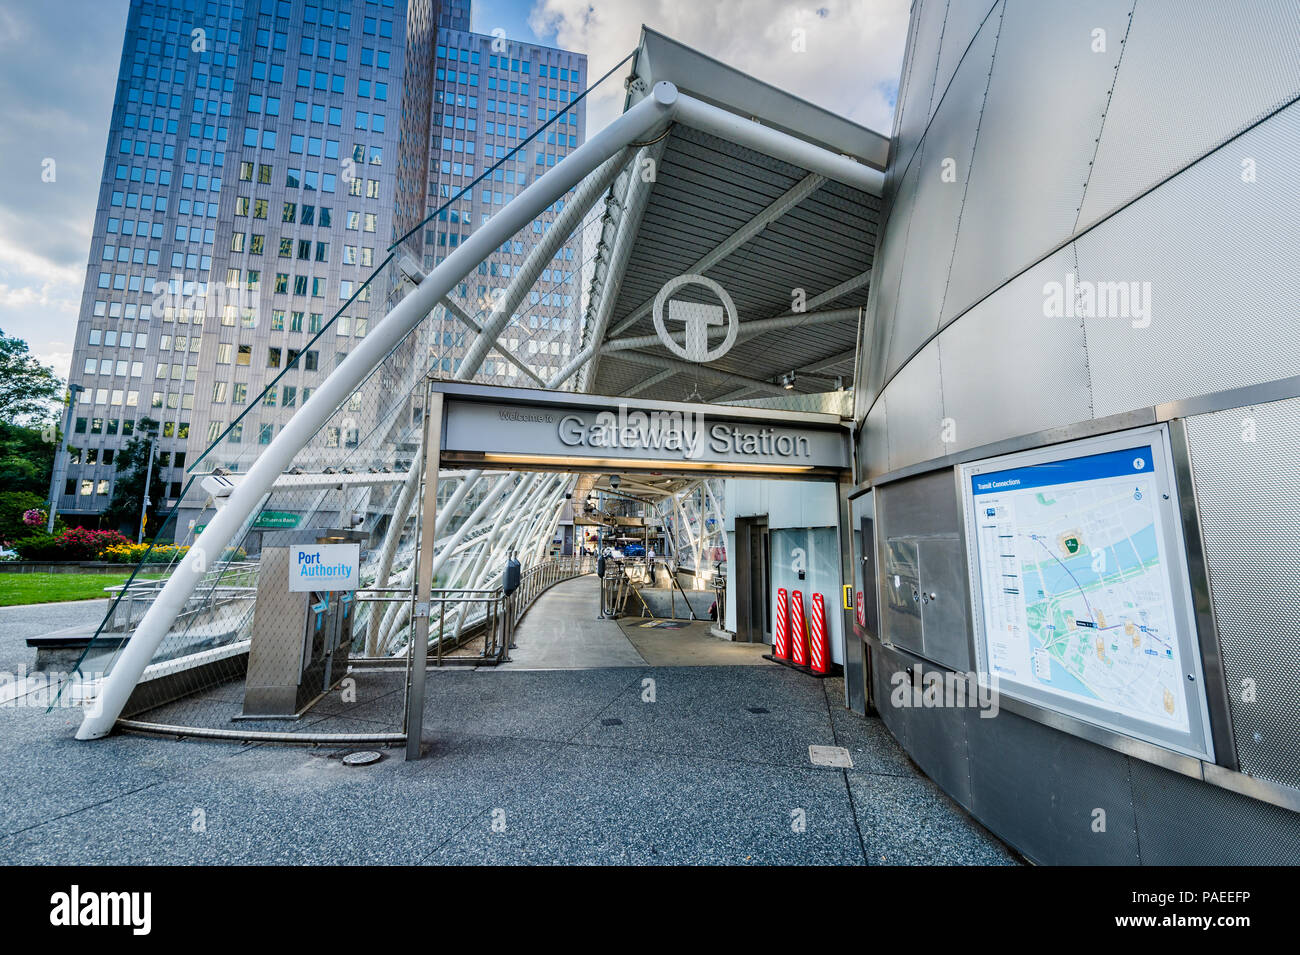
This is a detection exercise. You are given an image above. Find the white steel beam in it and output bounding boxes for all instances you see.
[673,95,885,195]
[561,140,666,393]
[77,83,680,740]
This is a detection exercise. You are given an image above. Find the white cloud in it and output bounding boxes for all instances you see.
[0,231,83,289]
[528,0,909,134]
[40,348,73,381]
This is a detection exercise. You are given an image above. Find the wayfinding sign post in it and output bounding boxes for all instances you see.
[959,424,1214,760]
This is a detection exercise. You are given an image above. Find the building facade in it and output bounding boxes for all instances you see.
[57,0,418,530]
[416,28,587,385]
[56,0,588,530]
[849,0,1300,864]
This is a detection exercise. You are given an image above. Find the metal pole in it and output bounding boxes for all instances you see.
[137,430,157,544]
[46,383,83,534]
[405,388,443,760]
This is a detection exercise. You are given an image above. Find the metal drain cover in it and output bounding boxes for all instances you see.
[808,745,853,768]
[342,750,384,766]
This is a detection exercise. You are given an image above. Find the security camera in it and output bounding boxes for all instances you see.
[609,475,621,489]
[565,492,572,499]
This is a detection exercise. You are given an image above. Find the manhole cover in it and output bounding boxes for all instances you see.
[808,745,853,768]
[601,718,623,727]
[342,751,384,766]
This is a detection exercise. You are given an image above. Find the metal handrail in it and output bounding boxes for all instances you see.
[424,553,594,666]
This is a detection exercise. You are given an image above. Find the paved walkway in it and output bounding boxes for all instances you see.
[501,575,647,669]
[0,600,107,674]
[618,618,771,666]
[0,576,1019,865]
[0,666,1018,865]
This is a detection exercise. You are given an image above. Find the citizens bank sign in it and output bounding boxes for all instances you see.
[433,383,849,477]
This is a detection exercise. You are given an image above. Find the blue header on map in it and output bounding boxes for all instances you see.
[971,446,1155,496]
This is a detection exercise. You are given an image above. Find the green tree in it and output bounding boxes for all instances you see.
[0,420,57,497]
[0,490,46,545]
[103,417,166,537]
[0,329,62,426]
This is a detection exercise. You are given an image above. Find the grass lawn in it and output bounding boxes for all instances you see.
[0,572,165,607]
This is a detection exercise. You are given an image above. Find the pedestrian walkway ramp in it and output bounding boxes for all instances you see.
[505,574,770,670]
[502,575,647,669]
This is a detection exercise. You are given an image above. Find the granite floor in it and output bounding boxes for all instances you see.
[0,583,1020,866]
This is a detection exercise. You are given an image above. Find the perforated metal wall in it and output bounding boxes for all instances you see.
[855,0,1300,860]
[1129,757,1300,864]
[886,14,999,376]
[934,247,1091,456]
[1078,0,1300,229]
[1078,98,1300,418]
[941,0,1130,327]
[1185,398,1300,791]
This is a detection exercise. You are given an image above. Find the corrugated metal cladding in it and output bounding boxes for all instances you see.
[590,123,880,403]
[859,0,1300,859]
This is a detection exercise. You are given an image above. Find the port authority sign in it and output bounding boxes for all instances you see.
[429,381,850,479]
[288,543,360,592]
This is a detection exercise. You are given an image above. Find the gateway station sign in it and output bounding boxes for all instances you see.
[432,381,849,478]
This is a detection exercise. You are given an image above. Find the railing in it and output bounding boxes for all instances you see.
[99,562,260,658]
[424,554,595,666]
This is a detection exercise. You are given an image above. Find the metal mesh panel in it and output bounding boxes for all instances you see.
[1078,0,1300,229]
[1128,757,1300,864]
[1184,397,1300,790]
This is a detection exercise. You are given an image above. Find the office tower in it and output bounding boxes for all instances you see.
[414,28,587,385]
[58,0,586,532]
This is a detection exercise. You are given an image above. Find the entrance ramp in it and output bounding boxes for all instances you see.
[505,574,773,670]
[502,576,646,669]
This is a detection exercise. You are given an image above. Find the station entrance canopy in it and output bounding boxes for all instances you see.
[74,28,886,747]
[432,381,849,480]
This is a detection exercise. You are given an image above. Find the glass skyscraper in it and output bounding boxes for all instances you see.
[419,27,587,385]
[56,0,586,531]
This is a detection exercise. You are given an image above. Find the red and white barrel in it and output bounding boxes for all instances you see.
[773,588,790,660]
[790,590,808,666]
[810,593,830,674]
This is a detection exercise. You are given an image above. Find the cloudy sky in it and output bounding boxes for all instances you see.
[0,0,908,380]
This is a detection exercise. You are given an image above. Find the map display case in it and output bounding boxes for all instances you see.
[959,425,1215,760]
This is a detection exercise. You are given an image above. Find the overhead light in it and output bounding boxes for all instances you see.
[781,371,796,390]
